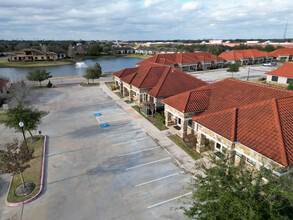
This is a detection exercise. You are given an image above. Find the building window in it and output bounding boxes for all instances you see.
[247,158,256,166]
[178,118,181,125]
[188,120,193,127]
[272,76,278,82]
[287,78,293,84]
[216,143,221,150]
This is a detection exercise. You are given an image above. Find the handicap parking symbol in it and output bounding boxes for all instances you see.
[100,123,109,128]
[94,113,102,117]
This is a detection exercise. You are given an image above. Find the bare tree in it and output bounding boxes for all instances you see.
[8,80,30,103]
[0,139,34,195]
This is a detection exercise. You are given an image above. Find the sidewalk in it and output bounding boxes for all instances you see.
[100,82,211,175]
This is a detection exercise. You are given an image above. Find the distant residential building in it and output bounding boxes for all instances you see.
[11,49,58,61]
[266,62,293,85]
[137,52,226,72]
[219,49,273,65]
[209,40,223,44]
[113,47,135,54]
[75,45,89,55]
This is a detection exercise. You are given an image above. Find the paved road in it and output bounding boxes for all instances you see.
[0,84,191,220]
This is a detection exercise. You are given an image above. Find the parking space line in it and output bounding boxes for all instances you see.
[112,137,148,146]
[108,130,140,138]
[117,146,160,157]
[147,192,192,209]
[96,117,100,123]
[126,157,171,171]
[135,172,183,187]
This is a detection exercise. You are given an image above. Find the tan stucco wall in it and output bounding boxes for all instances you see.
[266,74,289,85]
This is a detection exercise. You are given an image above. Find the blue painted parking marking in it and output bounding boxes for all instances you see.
[100,123,109,128]
[94,113,102,117]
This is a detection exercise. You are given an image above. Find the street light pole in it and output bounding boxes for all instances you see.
[19,121,29,153]
[247,67,251,81]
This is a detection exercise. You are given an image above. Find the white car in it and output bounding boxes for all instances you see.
[262,62,277,67]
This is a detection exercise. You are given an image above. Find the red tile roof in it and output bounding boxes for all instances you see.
[136,52,225,66]
[219,49,270,61]
[162,79,293,114]
[147,67,208,98]
[265,62,293,78]
[162,78,293,166]
[161,89,211,113]
[114,63,207,98]
[193,97,293,167]
[269,48,293,57]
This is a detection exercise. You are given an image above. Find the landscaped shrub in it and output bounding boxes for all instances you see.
[154,112,165,124]
[0,98,5,107]
[287,82,293,90]
[46,80,53,88]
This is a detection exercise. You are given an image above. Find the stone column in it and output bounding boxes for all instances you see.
[165,111,172,126]
[129,90,133,101]
[182,120,188,138]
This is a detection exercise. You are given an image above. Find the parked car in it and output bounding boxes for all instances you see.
[262,62,277,67]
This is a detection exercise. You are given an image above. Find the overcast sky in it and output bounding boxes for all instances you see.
[0,0,292,40]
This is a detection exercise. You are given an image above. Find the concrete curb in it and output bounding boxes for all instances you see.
[5,135,47,207]
[41,111,49,118]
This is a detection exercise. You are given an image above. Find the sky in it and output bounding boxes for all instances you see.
[0,0,292,40]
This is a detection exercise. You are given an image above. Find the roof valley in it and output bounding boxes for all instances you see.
[273,98,289,167]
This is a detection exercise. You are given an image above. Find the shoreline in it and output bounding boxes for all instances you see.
[0,54,150,68]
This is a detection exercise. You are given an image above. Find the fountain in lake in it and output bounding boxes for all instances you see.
[75,62,88,68]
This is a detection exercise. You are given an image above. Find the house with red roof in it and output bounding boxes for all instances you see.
[266,63,293,85]
[113,63,207,114]
[136,52,225,72]
[269,48,293,62]
[219,49,273,65]
[162,79,293,175]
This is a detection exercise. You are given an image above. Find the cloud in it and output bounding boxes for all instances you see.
[181,1,199,11]
[143,0,163,7]
[0,0,293,40]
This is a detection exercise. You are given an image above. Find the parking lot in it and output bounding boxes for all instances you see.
[190,64,280,83]
[0,84,192,220]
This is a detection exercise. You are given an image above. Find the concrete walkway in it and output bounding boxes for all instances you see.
[100,82,211,175]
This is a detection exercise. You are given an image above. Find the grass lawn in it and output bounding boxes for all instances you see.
[7,135,45,203]
[80,82,100,87]
[131,105,168,131]
[168,135,202,160]
[124,100,133,104]
[0,59,75,68]
[123,54,152,59]
[0,112,7,124]
[115,92,125,99]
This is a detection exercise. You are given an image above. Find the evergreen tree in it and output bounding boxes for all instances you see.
[26,68,52,87]
[227,63,239,78]
[182,156,293,219]
[4,103,42,139]
[83,63,102,83]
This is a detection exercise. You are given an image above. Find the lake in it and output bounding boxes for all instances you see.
[0,57,143,80]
